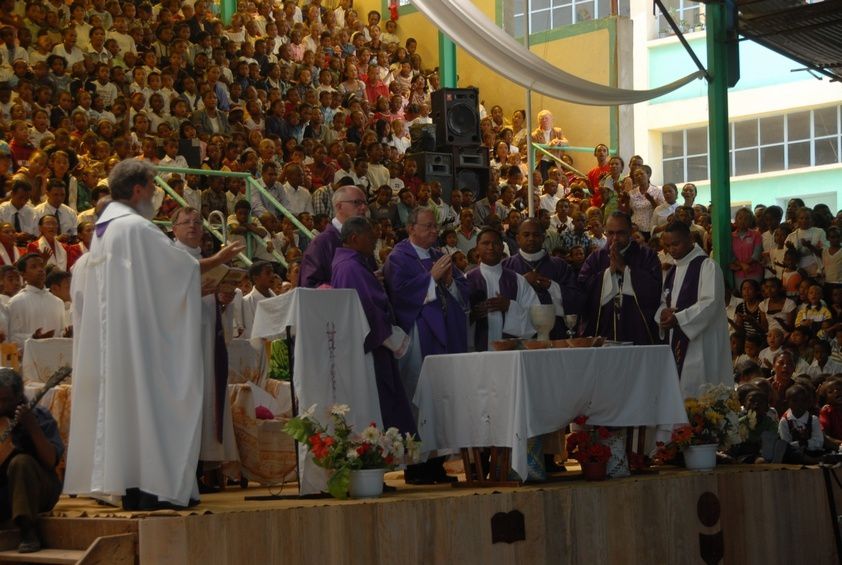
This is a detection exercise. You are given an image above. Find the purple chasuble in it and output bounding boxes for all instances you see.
[383,239,468,357]
[662,254,706,375]
[578,240,663,345]
[331,247,417,434]
[467,266,519,351]
[298,224,341,288]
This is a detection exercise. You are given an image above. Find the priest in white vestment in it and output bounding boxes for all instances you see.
[171,207,244,476]
[468,228,539,351]
[64,160,205,510]
[656,221,731,398]
[7,253,66,349]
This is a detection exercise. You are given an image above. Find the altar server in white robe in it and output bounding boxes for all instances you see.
[64,160,205,510]
[7,253,66,348]
[656,221,731,398]
[238,261,277,339]
[468,227,539,351]
[171,207,244,473]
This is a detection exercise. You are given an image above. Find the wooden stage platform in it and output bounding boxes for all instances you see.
[2,465,840,564]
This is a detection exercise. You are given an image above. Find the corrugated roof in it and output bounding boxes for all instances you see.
[738,0,842,81]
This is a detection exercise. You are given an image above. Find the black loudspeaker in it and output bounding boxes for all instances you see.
[451,146,490,202]
[409,123,437,153]
[453,168,490,202]
[431,88,481,147]
[406,152,454,199]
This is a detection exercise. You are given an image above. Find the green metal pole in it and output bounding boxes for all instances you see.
[438,32,457,88]
[706,1,732,274]
[220,0,236,26]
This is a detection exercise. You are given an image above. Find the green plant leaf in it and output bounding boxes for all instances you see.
[327,466,350,500]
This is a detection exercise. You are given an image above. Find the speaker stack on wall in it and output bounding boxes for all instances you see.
[406,87,489,203]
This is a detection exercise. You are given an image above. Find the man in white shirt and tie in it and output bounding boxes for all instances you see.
[0,177,38,242]
[34,180,78,240]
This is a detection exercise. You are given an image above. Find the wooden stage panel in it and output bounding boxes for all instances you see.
[47,466,840,564]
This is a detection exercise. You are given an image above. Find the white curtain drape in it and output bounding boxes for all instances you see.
[412,0,705,106]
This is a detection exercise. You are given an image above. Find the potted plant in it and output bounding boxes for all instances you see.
[656,385,741,471]
[284,404,421,499]
[566,416,613,481]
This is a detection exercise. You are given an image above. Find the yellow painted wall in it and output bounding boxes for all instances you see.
[358,0,616,169]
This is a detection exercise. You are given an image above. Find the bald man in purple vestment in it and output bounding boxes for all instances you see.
[578,211,662,344]
[298,185,369,288]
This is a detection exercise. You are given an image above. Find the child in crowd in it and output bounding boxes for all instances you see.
[730,386,779,463]
[778,384,825,464]
[819,377,842,450]
[781,249,803,300]
[796,284,833,334]
[759,329,785,369]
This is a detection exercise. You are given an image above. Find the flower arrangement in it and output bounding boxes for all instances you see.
[566,415,612,464]
[284,404,421,499]
[656,384,741,462]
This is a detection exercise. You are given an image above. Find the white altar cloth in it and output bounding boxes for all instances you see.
[414,345,688,481]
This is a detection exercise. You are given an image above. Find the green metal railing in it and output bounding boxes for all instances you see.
[154,165,314,268]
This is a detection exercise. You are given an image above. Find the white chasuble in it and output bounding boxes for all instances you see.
[64,201,204,507]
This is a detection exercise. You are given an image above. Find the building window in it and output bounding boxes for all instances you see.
[502,0,630,38]
[656,0,704,36]
[662,127,709,185]
[660,106,842,183]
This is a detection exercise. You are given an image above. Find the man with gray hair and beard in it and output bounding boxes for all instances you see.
[298,183,370,287]
[64,160,206,510]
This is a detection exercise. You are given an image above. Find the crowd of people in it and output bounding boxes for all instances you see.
[0,0,837,553]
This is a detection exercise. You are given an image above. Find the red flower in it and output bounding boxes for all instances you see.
[597,427,611,439]
[573,415,588,426]
[323,436,335,447]
[356,443,370,456]
[308,434,323,447]
[671,425,694,444]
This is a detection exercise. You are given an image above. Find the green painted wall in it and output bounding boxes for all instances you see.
[694,167,842,212]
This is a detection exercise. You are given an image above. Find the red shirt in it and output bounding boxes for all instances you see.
[587,164,611,207]
[9,139,34,171]
[820,404,842,440]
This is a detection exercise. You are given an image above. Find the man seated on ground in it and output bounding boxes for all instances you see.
[7,253,66,349]
[0,368,63,554]
[468,227,539,351]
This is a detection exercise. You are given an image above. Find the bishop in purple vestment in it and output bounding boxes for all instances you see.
[503,218,583,339]
[330,218,417,435]
[382,208,467,484]
[383,211,469,359]
[578,211,662,344]
[298,186,369,288]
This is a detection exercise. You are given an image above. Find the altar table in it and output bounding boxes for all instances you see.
[414,345,688,481]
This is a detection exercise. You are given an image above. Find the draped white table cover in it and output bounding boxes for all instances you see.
[414,345,688,480]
